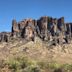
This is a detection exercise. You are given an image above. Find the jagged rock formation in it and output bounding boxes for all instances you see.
[1,16,72,72]
[0,32,11,42]
[0,16,72,45]
[12,19,36,41]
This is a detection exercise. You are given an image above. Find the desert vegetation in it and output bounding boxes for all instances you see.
[0,37,72,72]
[0,56,72,72]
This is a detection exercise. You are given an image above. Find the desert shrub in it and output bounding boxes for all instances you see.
[23,65,40,72]
[54,68,63,72]
[21,57,41,72]
[38,61,61,70]
[7,58,20,72]
[62,64,72,72]
[37,61,49,69]
[15,56,37,69]
[5,56,72,72]
[37,61,66,72]
[0,60,6,68]
[48,62,61,69]
[6,56,40,72]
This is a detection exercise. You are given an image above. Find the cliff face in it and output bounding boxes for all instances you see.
[0,16,72,45]
[0,16,72,72]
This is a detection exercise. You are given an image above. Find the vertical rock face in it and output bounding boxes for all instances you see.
[12,19,20,38]
[66,23,71,34]
[64,23,72,43]
[52,18,57,35]
[48,18,57,36]
[37,16,48,40]
[70,23,72,36]
[0,32,10,42]
[57,17,64,32]
[1,16,72,44]
[11,19,36,41]
[10,16,72,43]
[21,19,36,41]
[56,17,65,44]
[0,33,3,42]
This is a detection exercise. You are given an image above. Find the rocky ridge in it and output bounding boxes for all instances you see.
[0,16,72,72]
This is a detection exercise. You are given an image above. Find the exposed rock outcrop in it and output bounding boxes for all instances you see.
[0,32,11,42]
[0,16,72,44]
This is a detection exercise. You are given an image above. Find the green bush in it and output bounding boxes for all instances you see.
[7,58,20,72]
[62,64,72,71]
[38,61,61,70]
[23,65,40,72]
[48,62,61,69]
[37,61,49,69]
[6,56,40,72]
[5,57,72,72]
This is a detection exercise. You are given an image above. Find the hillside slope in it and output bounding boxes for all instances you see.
[0,37,72,72]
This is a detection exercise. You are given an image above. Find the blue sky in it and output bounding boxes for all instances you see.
[0,0,72,32]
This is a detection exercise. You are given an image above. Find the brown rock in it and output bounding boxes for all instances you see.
[11,19,20,37]
[37,16,48,40]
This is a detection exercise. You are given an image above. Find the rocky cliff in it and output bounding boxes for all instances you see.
[0,16,72,45]
[0,16,72,72]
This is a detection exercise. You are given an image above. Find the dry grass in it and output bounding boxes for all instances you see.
[0,37,72,72]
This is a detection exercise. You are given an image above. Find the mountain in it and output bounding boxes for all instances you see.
[0,16,72,72]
